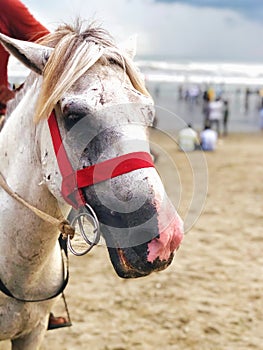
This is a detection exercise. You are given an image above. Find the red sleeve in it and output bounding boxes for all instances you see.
[4,0,49,41]
[0,46,9,87]
[0,0,50,87]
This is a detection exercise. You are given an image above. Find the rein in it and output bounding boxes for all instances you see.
[0,171,74,239]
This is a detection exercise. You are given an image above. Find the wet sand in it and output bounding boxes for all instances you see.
[1,132,262,350]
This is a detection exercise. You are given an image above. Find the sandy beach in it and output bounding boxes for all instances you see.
[0,121,262,350]
[1,3,263,349]
[32,131,262,350]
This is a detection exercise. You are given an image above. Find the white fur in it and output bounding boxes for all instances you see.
[0,36,153,349]
[0,30,182,349]
[0,81,65,349]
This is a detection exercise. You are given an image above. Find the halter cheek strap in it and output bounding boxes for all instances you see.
[48,111,154,209]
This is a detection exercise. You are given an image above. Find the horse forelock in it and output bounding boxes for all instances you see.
[34,21,149,123]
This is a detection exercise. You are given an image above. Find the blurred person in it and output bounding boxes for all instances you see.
[202,88,210,128]
[154,84,160,98]
[223,99,229,136]
[200,125,217,151]
[244,87,251,113]
[258,88,263,110]
[188,85,200,107]
[259,107,263,130]
[207,87,215,102]
[208,96,224,136]
[178,84,183,100]
[0,0,71,329]
[178,123,199,152]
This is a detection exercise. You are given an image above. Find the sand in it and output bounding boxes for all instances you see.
[1,132,262,350]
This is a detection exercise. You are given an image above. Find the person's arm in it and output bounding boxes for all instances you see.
[5,0,49,41]
[0,0,49,112]
[0,46,9,88]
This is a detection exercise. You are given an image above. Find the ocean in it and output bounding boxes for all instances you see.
[8,57,263,133]
[136,58,263,133]
[136,58,263,86]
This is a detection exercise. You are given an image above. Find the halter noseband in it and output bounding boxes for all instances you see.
[48,110,155,255]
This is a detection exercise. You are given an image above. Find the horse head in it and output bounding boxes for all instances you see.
[0,23,183,279]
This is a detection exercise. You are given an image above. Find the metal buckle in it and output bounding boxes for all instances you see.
[67,203,101,256]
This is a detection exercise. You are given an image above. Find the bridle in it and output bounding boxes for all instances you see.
[0,108,155,302]
[47,110,155,254]
[48,110,154,209]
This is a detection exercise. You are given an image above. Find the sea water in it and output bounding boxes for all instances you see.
[8,56,262,132]
[136,57,263,133]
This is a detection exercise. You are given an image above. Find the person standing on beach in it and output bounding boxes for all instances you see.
[0,0,49,130]
[259,106,263,131]
[208,96,224,136]
[202,88,210,128]
[223,99,229,136]
[0,0,71,330]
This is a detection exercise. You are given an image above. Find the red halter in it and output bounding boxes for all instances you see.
[48,111,154,209]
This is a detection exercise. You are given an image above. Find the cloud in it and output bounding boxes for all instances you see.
[154,0,263,19]
[22,0,263,62]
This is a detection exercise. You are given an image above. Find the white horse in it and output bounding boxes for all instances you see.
[0,22,183,349]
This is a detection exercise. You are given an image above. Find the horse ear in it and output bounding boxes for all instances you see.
[0,33,53,75]
[119,34,137,60]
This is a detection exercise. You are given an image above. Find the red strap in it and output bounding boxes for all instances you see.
[48,111,85,208]
[48,111,154,209]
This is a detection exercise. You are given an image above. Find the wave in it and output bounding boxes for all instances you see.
[8,57,263,86]
[136,59,263,85]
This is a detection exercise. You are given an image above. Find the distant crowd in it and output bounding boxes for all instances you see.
[176,84,263,152]
[177,84,263,133]
[178,85,229,137]
[177,86,227,152]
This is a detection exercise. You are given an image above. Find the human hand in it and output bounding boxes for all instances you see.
[0,85,15,104]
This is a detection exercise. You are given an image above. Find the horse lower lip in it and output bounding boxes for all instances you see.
[107,247,174,279]
[106,246,148,278]
[116,248,148,277]
[117,248,132,270]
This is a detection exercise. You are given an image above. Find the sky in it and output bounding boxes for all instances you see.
[21,0,263,62]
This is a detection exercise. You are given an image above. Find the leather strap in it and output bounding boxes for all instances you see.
[0,235,69,302]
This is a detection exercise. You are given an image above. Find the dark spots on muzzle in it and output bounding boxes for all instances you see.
[82,186,162,278]
[83,186,159,243]
[80,128,123,166]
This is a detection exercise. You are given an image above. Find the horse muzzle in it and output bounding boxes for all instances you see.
[90,191,183,279]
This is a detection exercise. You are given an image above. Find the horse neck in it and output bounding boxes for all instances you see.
[0,88,64,295]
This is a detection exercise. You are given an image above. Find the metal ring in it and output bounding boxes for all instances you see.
[85,203,100,245]
[67,203,101,256]
[67,235,95,256]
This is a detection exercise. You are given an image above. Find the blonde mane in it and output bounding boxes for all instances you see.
[34,21,149,122]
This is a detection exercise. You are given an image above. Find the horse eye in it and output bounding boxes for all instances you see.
[68,114,83,121]
[64,114,85,130]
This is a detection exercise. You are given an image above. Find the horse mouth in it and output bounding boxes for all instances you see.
[107,246,174,279]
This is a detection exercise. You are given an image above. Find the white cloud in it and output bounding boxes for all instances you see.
[21,0,263,61]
